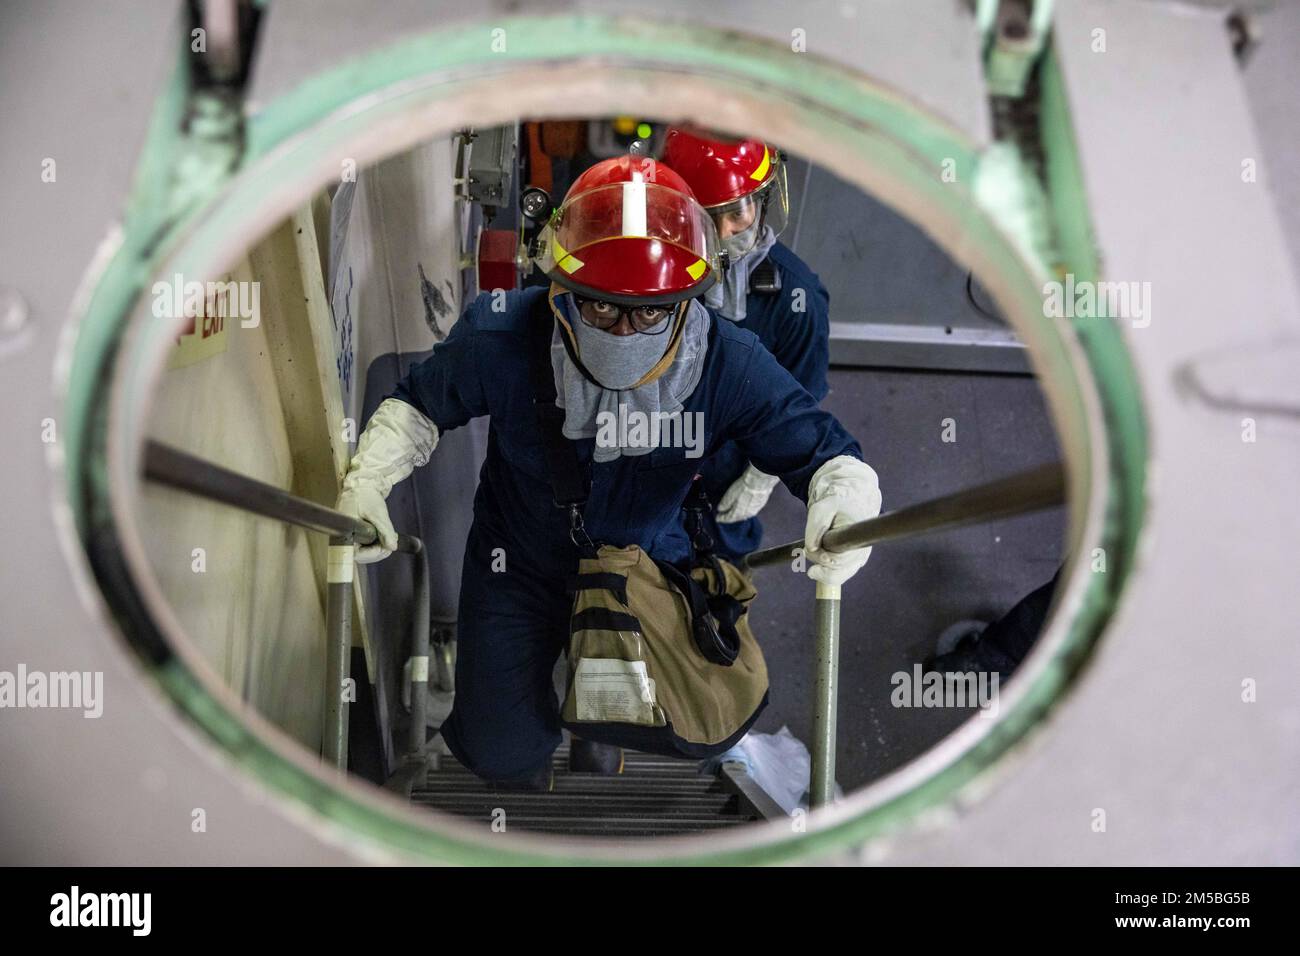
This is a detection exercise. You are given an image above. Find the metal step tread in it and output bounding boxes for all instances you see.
[486,820,744,835]
[413,797,737,817]
[410,743,757,837]
[417,776,723,794]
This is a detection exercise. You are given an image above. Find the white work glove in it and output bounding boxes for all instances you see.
[804,455,882,588]
[716,464,782,524]
[336,398,439,563]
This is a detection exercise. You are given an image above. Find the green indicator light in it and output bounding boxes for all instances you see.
[637,122,653,139]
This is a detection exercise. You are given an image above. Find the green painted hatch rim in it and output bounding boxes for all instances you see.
[63,14,1146,865]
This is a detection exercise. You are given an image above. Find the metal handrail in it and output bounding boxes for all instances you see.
[142,439,431,777]
[143,440,422,553]
[144,437,1066,813]
[743,462,1065,570]
[743,462,1067,808]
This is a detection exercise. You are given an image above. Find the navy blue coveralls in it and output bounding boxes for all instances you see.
[389,285,858,783]
[696,242,831,560]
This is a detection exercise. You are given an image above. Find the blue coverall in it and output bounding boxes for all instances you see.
[389,285,858,783]
[696,242,832,560]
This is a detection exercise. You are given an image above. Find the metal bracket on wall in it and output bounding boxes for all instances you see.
[979,0,1053,98]
[464,124,517,211]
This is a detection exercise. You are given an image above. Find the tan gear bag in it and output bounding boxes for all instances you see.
[560,544,769,759]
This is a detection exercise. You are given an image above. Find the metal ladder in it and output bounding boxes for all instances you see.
[411,743,785,837]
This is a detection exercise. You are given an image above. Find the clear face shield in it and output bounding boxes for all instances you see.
[535,180,723,306]
[707,156,789,260]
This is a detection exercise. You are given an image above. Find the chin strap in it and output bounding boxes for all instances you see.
[530,292,596,557]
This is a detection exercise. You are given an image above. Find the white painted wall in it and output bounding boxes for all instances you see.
[139,255,328,750]
[330,136,466,427]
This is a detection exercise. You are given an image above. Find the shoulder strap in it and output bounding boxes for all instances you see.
[526,293,594,551]
[682,477,716,558]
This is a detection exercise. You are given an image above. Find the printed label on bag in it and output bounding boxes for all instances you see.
[574,658,656,724]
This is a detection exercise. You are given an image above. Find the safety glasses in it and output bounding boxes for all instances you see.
[573,295,678,334]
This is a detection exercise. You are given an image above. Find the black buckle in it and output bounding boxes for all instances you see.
[568,503,595,552]
[749,258,780,295]
[684,504,714,556]
[683,477,715,557]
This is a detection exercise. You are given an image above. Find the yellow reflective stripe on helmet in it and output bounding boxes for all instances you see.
[685,259,707,281]
[750,146,771,182]
[552,237,584,273]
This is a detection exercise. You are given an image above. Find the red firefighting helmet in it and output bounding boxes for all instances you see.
[535,155,721,306]
[661,126,789,237]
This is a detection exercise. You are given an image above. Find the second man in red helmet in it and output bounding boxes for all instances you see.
[662,126,832,561]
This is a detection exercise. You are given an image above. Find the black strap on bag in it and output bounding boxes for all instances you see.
[527,295,596,556]
[654,559,729,664]
[565,572,629,607]
[670,478,747,667]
